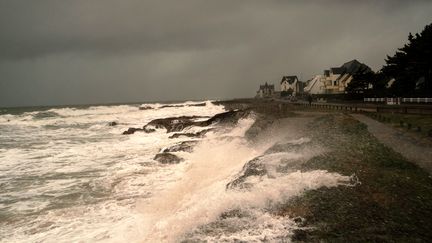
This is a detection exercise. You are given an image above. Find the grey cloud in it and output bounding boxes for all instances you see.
[1,0,432,107]
[0,1,251,60]
[1,0,429,60]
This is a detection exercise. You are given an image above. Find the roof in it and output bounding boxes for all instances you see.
[330,67,345,74]
[281,76,298,84]
[341,59,372,74]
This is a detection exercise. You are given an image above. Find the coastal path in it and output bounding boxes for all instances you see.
[351,114,432,175]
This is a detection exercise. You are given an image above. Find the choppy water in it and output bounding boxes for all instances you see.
[0,101,353,242]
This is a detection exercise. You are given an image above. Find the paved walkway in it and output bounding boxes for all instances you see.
[351,114,432,174]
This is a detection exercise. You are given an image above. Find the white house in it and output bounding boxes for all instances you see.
[280,76,304,96]
[304,75,325,94]
[306,59,372,95]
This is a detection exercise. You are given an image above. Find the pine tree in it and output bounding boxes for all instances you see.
[382,23,432,97]
[346,69,375,95]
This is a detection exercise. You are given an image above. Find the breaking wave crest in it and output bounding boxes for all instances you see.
[137,117,354,242]
[0,101,356,242]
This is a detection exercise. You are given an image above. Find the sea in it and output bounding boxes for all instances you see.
[0,101,353,242]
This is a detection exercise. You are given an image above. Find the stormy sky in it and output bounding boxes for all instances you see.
[1,1,431,107]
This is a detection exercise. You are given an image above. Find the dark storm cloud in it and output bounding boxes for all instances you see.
[0,0,250,60]
[1,0,432,107]
[0,0,428,60]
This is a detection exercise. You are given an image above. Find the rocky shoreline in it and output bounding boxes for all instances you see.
[216,99,432,242]
[126,98,432,241]
[123,105,253,164]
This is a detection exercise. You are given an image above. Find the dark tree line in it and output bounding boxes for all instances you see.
[347,22,432,98]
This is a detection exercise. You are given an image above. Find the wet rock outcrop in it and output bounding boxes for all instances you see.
[169,129,213,139]
[121,126,155,135]
[162,140,199,153]
[226,156,268,190]
[159,102,206,109]
[122,127,143,135]
[143,116,209,133]
[144,109,250,133]
[204,109,250,126]
[154,152,184,164]
[122,109,249,135]
[139,106,153,110]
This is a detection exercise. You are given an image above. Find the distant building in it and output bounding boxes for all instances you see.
[280,76,304,97]
[304,75,324,94]
[304,59,372,95]
[256,82,275,98]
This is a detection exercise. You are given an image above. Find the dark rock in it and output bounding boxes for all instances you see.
[141,109,249,135]
[159,104,185,108]
[293,217,303,224]
[205,109,250,125]
[108,121,118,126]
[169,129,213,139]
[169,133,197,139]
[187,102,206,107]
[143,116,209,133]
[226,156,267,190]
[219,209,247,219]
[154,152,184,164]
[143,127,156,133]
[292,217,307,227]
[162,141,199,153]
[139,106,153,110]
[122,127,143,135]
[291,229,308,241]
[159,103,205,108]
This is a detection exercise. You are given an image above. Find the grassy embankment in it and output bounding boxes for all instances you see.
[278,112,432,242]
[366,112,432,138]
[218,99,432,242]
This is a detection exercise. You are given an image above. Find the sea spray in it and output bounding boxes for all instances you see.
[0,102,357,242]
[137,117,355,242]
[0,101,225,242]
[138,117,267,242]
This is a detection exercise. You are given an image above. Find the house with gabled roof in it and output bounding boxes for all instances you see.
[305,59,372,94]
[304,75,325,94]
[256,82,275,98]
[280,75,304,97]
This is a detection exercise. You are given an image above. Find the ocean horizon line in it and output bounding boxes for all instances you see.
[0,97,238,110]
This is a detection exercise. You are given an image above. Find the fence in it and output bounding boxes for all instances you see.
[294,102,432,115]
[402,98,432,103]
[364,98,386,103]
[364,97,432,104]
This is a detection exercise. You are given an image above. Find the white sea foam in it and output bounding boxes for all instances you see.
[0,101,225,242]
[136,117,353,242]
[0,101,355,243]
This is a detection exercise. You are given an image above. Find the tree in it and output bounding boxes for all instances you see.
[280,88,293,97]
[346,70,375,95]
[382,23,432,97]
[345,64,389,99]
